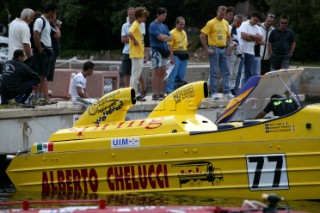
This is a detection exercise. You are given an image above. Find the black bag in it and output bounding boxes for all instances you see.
[155,47,170,58]
[174,79,188,90]
[24,56,36,70]
[174,51,189,60]
[43,45,54,56]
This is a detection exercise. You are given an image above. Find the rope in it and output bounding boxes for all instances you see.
[55,56,93,68]
[284,69,302,106]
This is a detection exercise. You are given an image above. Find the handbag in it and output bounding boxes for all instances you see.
[155,47,170,58]
[24,56,36,70]
[174,51,189,60]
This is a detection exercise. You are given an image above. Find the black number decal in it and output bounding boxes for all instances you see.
[268,156,283,187]
[249,157,264,188]
[246,154,288,190]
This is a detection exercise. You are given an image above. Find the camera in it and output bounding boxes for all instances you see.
[55,19,62,26]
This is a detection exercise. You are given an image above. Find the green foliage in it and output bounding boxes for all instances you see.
[59,0,85,27]
[265,0,320,61]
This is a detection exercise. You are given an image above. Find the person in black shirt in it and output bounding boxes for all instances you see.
[268,15,296,70]
[0,49,39,105]
[255,94,299,118]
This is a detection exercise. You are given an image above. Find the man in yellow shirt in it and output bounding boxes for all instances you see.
[200,5,233,100]
[128,7,149,100]
[166,16,189,94]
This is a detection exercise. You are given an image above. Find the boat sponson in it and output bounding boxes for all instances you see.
[74,87,136,127]
[148,81,208,118]
[48,81,212,142]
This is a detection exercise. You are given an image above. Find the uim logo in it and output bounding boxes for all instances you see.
[111,137,140,148]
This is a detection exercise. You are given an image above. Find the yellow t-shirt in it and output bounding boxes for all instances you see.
[168,28,188,51]
[129,21,144,58]
[200,18,230,47]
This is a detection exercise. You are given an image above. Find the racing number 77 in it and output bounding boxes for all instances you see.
[246,154,289,191]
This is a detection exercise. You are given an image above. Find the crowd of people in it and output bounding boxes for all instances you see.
[201,6,295,100]
[121,7,190,101]
[0,4,296,109]
[121,5,296,102]
[1,2,61,107]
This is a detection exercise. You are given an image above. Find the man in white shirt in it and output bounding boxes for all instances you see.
[260,14,275,75]
[70,61,96,109]
[229,14,243,93]
[239,11,264,84]
[33,3,57,104]
[121,7,147,101]
[8,8,34,59]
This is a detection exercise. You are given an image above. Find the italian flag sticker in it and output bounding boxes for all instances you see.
[37,142,54,152]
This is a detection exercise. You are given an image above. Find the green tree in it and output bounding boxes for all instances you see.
[266,0,320,61]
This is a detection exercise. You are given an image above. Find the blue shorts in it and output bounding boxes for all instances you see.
[150,49,167,69]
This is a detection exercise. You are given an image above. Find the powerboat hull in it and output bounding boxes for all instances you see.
[6,69,320,200]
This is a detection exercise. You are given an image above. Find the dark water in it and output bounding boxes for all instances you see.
[1,182,320,213]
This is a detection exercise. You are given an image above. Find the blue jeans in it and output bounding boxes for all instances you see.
[166,55,188,93]
[253,56,261,76]
[271,54,290,70]
[234,57,244,93]
[208,46,231,94]
[243,53,255,84]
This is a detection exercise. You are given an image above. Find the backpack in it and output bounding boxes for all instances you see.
[29,17,46,48]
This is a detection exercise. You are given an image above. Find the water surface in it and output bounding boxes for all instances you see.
[1,183,319,212]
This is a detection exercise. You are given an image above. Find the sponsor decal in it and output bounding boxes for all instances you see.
[37,142,54,153]
[265,122,295,133]
[88,91,121,116]
[111,137,140,148]
[93,100,124,124]
[107,164,169,191]
[42,168,99,193]
[173,85,195,104]
[172,161,223,187]
[69,117,164,134]
[41,164,169,193]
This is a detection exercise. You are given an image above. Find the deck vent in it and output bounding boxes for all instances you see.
[306,123,312,129]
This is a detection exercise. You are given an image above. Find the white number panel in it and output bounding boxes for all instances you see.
[246,154,289,191]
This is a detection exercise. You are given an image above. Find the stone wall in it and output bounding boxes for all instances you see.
[295,67,320,101]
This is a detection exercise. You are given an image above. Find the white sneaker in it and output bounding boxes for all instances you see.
[223,93,234,100]
[210,93,219,100]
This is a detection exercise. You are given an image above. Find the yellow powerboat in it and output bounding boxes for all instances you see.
[6,69,320,200]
